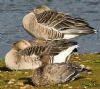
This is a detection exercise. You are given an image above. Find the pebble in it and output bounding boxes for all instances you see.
[15,81,24,86]
[20,85,34,89]
[8,79,16,84]
[86,66,91,70]
[8,80,14,84]
[84,86,87,89]
[87,72,92,75]
[86,77,92,80]
[68,86,73,89]
[74,57,79,59]
[20,86,26,89]
[58,84,62,87]
[63,84,69,87]
[78,58,81,60]
[24,72,28,74]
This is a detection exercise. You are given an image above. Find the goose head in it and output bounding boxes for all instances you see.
[12,39,31,51]
[33,5,50,14]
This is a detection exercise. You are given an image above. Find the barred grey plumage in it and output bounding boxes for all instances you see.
[19,45,45,56]
[23,5,96,40]
[5,40,42,70]
[5,39,78,70]
[29,39,78,64]
[32,63,88,86]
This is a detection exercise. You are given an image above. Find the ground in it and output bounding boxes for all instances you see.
[0,53,100,89]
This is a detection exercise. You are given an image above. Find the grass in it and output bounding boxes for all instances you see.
[0,53,100,89]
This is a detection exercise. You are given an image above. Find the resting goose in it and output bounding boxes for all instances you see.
[32,63,88,86]
[5,40,42,70]
[23,5,96,40]
[5,39,78,70]
[30,39,78,64]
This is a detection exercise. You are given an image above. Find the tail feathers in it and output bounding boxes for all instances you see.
[53,45,78,63]
[62,28,97,39]
[46,40,78,55]
[65,64,88,82]
[60,26,97,37]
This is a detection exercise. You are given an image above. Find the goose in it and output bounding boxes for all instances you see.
[30,39,78,64]
[32,63,88,86]
[5,39,78,70]
[5,40,42,70]
[23,5,96,40]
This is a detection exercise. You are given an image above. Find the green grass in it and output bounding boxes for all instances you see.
[0,53,100,89]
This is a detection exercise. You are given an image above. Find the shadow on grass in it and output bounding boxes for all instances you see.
[18,76,86,87]
[19,77,35,86]
[0,66,12,71]
[75,76,86,81]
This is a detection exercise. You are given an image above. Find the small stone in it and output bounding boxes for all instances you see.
[86,66,91,70]
[84,86,87,89]
[58,84,62,86]
[68,86,73,89]
[11,79,16,81]
[24,72,28,74]
[74,57,79,59]
[78,58,81,60]
[87,72,92,75]
[86,77,92,80]
[16,82,24,86]
[20,86,26,89]
[8,79,16,84]
[8,81,14,84]
[63,84,69,87]
[8,81,12,84]
[20,85,33,89]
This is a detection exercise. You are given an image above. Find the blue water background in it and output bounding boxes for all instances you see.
[0,0,100,58]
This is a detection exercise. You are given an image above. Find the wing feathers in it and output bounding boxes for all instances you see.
[36,10,95,35]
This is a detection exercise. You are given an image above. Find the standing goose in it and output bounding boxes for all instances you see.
[5,39,78,70]
[23,5,96,40]
[32,63,88,86]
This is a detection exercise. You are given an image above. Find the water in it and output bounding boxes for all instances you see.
[0,0,100,57]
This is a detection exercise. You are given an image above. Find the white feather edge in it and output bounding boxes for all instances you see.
[63,34,79,39]
[53,45,79,63]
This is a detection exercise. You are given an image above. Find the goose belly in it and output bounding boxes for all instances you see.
[5,51,42,70]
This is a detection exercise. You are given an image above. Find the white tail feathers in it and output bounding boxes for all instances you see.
[53,45,79,63]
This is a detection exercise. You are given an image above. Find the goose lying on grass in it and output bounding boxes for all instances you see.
[5,40,42,70]
[23,5,96,40]
[5,39,78,70]
[32,63,88,86]
[30,39,78,64]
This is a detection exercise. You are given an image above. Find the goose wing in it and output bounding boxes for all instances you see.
[29,39,78,56]
[17,39,78,64]
[46,40,78,56]
[36,10,95,35]
[18,45,46,56]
